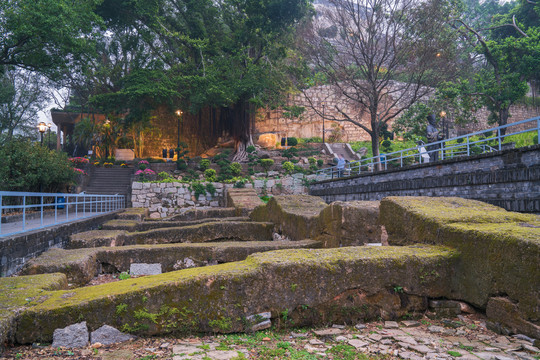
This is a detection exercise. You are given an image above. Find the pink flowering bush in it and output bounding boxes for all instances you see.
[69,157,89,165]
[73,168,87,175]
[135,169,156,175]
[138,159,150,170]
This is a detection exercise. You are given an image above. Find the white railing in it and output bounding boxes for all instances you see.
[0,192,125,237]
[316,116,540,180]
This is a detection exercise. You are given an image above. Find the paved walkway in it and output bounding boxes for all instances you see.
[0,211,105,237]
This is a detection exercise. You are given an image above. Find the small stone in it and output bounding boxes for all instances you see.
[90,342,102,349]
[385,321,399,329]
[401,320,421,327]
[513,335,535,344]
[52,322,89,348]
[381,339,394,345]
[428,325,444,333]
[332,324,346,329]
[369,333,383,341]
[410,345,434,354]
[348,339,369,349]
[309,339,325,346]
[459,302,476,314]
[484,347,501,352]
[291,332,308,338]
[130,263,162,276]
[314,328,343,336]
[355,323,366,330]
[262,337,271,341]
[160,343,170,349]
[523,344,540,353]
[205,350,241,360]
[336,336,348,342]
[90,325,135,345]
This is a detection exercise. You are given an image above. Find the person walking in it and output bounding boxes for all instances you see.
[337,154,346,178]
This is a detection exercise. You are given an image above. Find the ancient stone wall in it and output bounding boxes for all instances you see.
[131,176,310,218]
[310,145,540,213]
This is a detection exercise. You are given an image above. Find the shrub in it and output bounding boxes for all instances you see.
[282,147,298,159]
[0,140,77,192]
[248,167,254,175]
[246,145,256,153]
[259,158,274,173]
[199,159,211,171]
[192,182,206,199]
[230,162,242,176]
[305,137,322,143]
[205,183,216,196]
[381,139,392,150]
[456,137,464,144]
[204,168,217,181]
[308,157,316,165]
[282,161,294,175]
[287,137,298,146]
[293,165,304,173]
[317,159,324,167]
[158,171,171,181]
[234,179,246,188]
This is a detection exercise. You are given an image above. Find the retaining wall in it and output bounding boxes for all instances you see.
[0,212,120,277]
[309,145,540,213]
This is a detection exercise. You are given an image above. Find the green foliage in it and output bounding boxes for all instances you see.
[317,159,324,167]
[200,159,211,171]
[204,169,217,182]
[246,146,256,154]
[233,179,247,188]
[286,137,298,147]
[448,351,463,357]
[118,272,131,280]
[259,159,274,173]
[205,183,216,196]
[192,182,206,199]
[307,157,316,165]
[282,161,294,175]
[176,142,190,171]
[158,171,172,181]
[260,195,271,203]
[282,147,298,159]
[230,162,242,176]
[0,139,75,192]
[209,317,232,332]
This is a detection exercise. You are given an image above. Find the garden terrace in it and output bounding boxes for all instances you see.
[100,217,249,232]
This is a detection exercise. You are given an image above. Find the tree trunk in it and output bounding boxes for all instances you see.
[499,106,509,137]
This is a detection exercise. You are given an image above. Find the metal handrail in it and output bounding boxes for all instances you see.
[316,116,540,179]
[0,191,125,237]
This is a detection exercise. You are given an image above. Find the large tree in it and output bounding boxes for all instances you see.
[0,0,102,77]
[300,0,459,167]
[84,0,312,161]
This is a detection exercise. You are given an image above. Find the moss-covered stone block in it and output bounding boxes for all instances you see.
[20,248,99,286]
[160,208,238,222]
[117,208,148,221]
[379,196,540,338]
[250,195,328,241]
[227,189,263,215]
[14,245,458,344]
[124,221,274,245]
[0,273,67,349]
[317,201,381,247]
[486,297,540,339]
[101,220,139,231]
[68,230,126,249]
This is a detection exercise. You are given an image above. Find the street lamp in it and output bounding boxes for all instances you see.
[38,122,47,146]
[322,104,326,145]
[439,110,447,138]
[47,123,52,149]
[175,110,183,157]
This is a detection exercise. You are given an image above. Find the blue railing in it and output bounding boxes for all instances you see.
[0,192,125,237]
[316,116,540,179]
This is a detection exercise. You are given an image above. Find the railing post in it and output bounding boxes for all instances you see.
[400,151,403,168]
[54,196,57,224]
[22,196,26,231]
[41,195,44,227]
[0,195,3,234]
[66,195,69,220]
[75,195,78,219]
[466,136,470,156]
[497,128,502,151]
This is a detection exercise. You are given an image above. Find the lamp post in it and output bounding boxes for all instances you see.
[440,110,447,138]
[175,110,183,157]
[47,123,52,149]
[38,122,47,146]
[322,104,326,145]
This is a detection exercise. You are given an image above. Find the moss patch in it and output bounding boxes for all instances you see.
[227,189,263,215]
[69,230,126,249]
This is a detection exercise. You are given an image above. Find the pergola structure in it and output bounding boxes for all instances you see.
[50,110,107,151]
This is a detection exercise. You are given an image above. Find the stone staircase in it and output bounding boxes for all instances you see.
[83,168,133,202]
[325,143,361,161]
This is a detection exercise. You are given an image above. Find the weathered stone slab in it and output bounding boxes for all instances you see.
[124,221,274,245]
[227,189,263,215]
[69,230,127,249]
[161,208,238,222]
[52,321,88,348]
[116,208,148,221]
[318,201,381,247]
[20,248,99,285]
[379,196,540,339]
[15,245,458,344]
[17,240,322,283]
[250,195,328,240]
